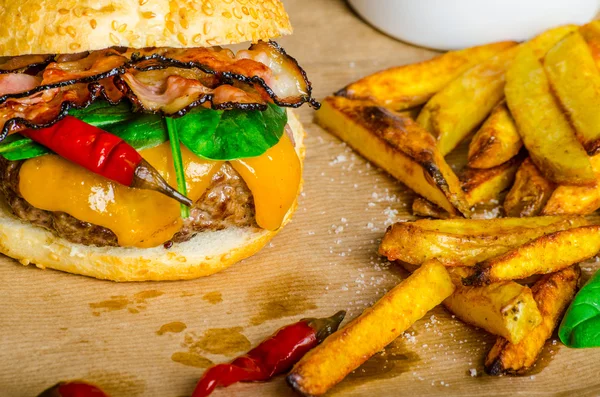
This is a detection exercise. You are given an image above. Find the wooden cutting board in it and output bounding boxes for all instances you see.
[2,1,600,396]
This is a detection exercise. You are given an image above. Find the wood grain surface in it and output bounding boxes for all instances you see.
[2,1,600,396]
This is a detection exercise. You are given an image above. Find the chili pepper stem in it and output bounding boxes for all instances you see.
[307,310,346,343]
[165,117,191,219]
[132,159,193,207]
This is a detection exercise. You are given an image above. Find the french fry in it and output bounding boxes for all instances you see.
[460,156,522,207]
[412,197,454,219]
[443,267,542,345]
[315,96,471,216]
[505,45,595,185]
[504,158,556,217]
[287,260,455,396]
[545,32,600,154]
[336,41,516,110]
[467,102,522,169]
[485,266,580,375]
[379,216,589,267]
[417,46,518,155]
[465,225,600,286]
[543,153,600,215]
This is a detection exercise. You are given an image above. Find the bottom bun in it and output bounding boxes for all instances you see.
[0,109,305,281]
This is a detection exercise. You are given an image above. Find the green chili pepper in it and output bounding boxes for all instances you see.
[165,117,190,219]
[559,269,600,348]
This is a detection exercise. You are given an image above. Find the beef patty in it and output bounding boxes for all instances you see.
[0,157,258,247]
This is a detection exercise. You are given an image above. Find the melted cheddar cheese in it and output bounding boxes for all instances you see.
[19,143,223,248]
[230,134,301,231]
[18,135,300,248]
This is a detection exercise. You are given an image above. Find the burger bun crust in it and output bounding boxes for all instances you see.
[0,0,292,56]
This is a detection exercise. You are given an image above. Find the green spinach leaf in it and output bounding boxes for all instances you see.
[177,103,288,160]
[559,269,600,348]
[106,115,168,151]
[69,101,133,128]
[0,102,287,162]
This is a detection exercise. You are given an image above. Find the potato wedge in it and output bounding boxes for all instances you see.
[580,21,600,71]
[467,102,523,169]
[400,265,543,345]
[504,158,556,217]
[505,45,594,185]
[379,216,589,267]
[412,197,454,219]
[485,266,580,375]
[287,260,455,396]
[443,267,542,344]
[417,46,518,155]
[461,156,522,207]
[396,106,422,120]
[545,32,600,154]
[316,96,470,216]
[527,24,579,59]
[543,153,600,215]
[336,41,516,110]
[465,225,600,286]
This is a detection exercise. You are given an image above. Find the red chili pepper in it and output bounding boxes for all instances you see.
[36,381,109,397]
[192,310,346,397]
[21,116,192,206]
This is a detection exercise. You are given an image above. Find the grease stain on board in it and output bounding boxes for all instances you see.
[186,327,251,356]
[157,321,187,336]
[331,339,420,395]
[171,327,251,367]
[89,290,164,316]
[202,291,223,304]
[171,352,214,368]
[248,274,319,326]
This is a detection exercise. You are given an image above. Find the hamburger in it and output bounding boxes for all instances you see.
[0,0,317,281]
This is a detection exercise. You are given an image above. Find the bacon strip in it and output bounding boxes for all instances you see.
[98,77,125,105]
[119,68,266,115]
[41,49,127,85]
[0,50,128,104]
[0,55,54,73]
[120,69,213,115]
[0,74,41,96]
[0,83,99,138]
[239,41,317,108]
[135,41,316,108]
[0,41,317,136]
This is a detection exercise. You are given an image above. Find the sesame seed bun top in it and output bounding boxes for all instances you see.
[0,0,293,57]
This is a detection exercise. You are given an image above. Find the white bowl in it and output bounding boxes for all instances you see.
[348,0,600,50]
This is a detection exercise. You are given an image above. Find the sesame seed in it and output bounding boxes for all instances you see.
[109,33,120,45]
